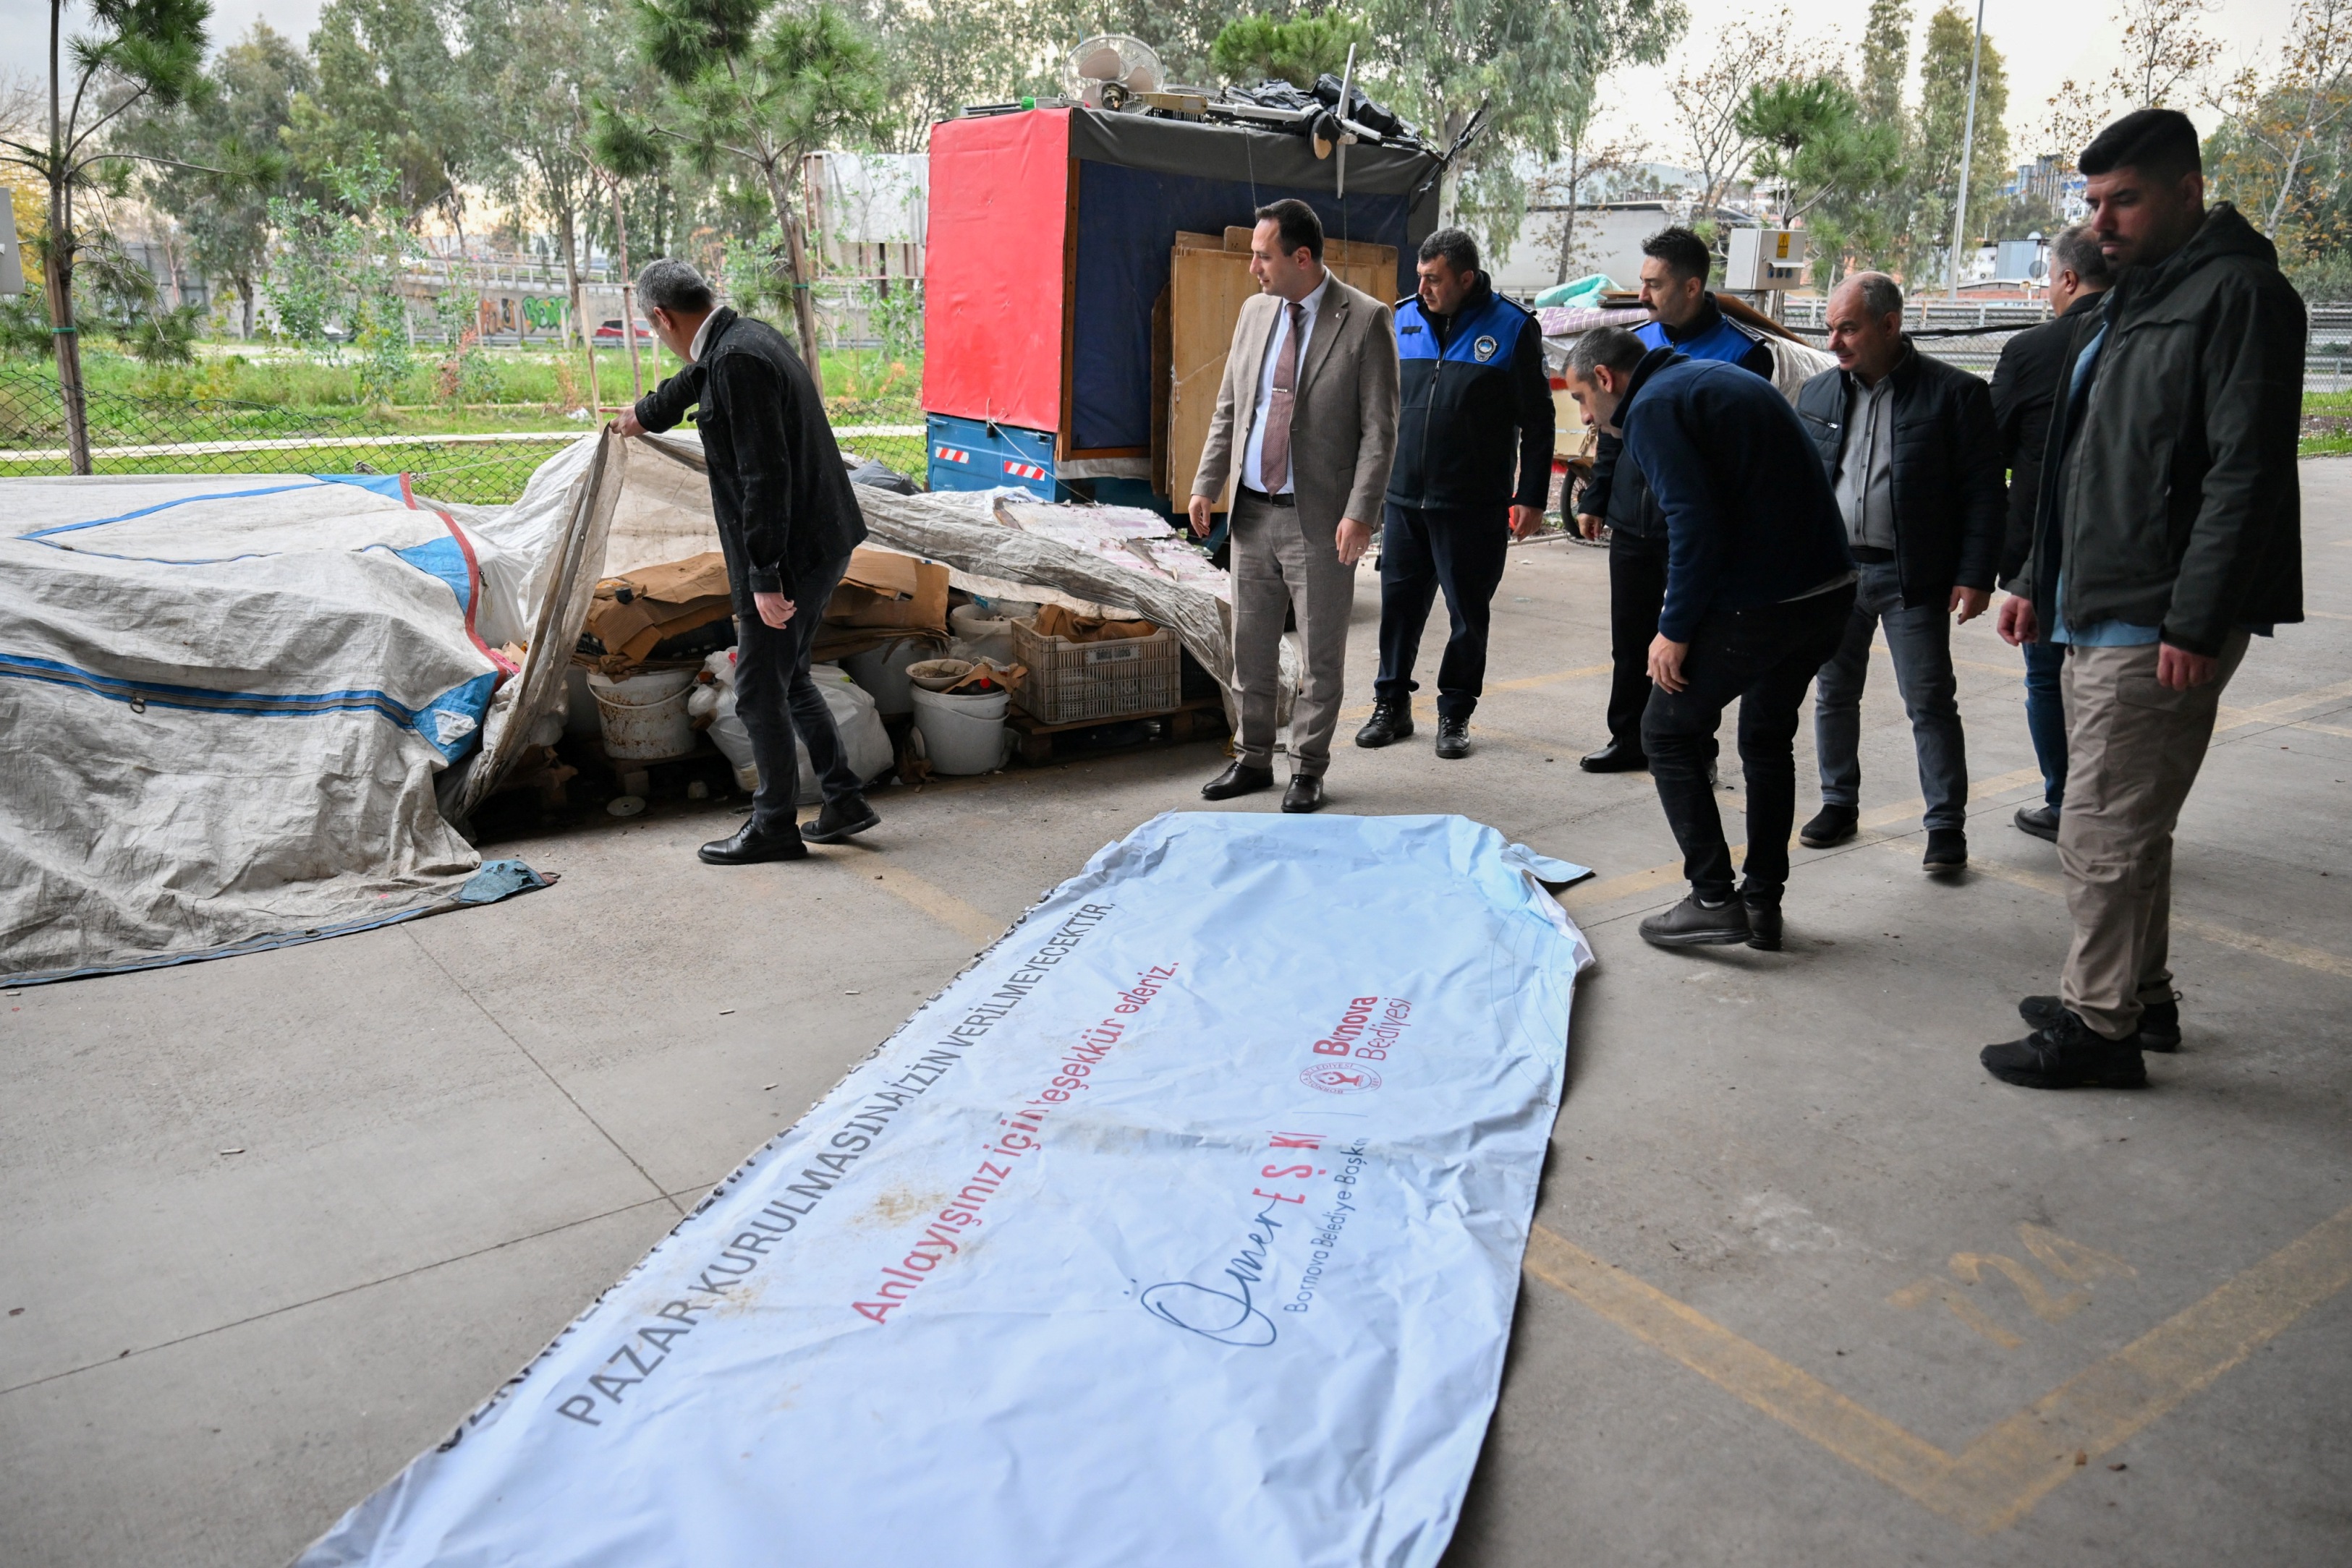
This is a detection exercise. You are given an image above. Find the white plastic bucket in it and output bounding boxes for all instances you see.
[841,637,923,716]
[949,604,1016,667]
[911,684,1010,775]
[587,668,697,760]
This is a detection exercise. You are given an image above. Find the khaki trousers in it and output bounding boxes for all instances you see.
[2056,631,2250,1039]
[1231,493,1356,777]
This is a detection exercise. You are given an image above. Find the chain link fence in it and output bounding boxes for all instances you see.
[0,366,935,504]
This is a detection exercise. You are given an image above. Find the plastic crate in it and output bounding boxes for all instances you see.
[1011,619,1181,725]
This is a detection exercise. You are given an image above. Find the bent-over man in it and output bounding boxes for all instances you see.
[615,258,878,864]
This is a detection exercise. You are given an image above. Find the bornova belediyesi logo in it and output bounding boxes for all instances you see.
[1299,994,1411,1093]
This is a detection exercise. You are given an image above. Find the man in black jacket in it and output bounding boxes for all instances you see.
[615,259,878,864]
[1988,225,2112,843]
[1984,109,2304,1089]
[1574,226,1777,774]
[1356,228,1552,759]
[1794,273,2004,871]
[1563,328,1855,952]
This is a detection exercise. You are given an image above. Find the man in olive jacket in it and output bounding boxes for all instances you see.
[1986,109,2305,1090]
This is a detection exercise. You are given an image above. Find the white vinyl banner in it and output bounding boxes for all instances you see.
[301,812,1595,1568]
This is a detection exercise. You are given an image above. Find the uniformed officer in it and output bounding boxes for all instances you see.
[1355,228,1553,759]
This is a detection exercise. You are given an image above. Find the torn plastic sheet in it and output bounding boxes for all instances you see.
[299,811,1594,1568]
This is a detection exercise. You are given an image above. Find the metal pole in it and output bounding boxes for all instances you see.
[1948,0,1986,300]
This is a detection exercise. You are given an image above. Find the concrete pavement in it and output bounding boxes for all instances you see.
[5,466,2349,1566]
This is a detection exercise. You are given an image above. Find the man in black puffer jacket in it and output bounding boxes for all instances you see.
[616,258,877,865]
[1984,109,2304,1091]
[1793,273,2003,872]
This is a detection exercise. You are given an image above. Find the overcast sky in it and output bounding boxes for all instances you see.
[0,0,2302,165]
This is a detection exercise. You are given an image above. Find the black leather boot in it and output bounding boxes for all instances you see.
[1354,700,1414,748]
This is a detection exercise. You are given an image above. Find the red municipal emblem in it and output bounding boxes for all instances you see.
[1301,1063,1382,1094]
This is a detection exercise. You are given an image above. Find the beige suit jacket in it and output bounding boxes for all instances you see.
[1190,274,1401,537]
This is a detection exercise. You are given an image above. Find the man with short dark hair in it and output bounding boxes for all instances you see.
[1562,326,1855,951]
[1356,226,1552,759]
[1984,108,2304,1088]
[1794,271,2003,873]
[1189,197,1399,813]
[614,258,878,864]
[1575,225,1777,774]
[1989,224,2113,843]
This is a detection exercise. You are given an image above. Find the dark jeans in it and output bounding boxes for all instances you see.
[2023,636,2067,810]
[1643,585,1857,903]
[734,551,859,835]
[1812,561,1970,832]
[1373,503,1511,722]
[1605,529,1669,749]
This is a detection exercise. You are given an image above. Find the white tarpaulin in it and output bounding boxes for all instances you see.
[300,811,1594,1567]
[0,447,608,982]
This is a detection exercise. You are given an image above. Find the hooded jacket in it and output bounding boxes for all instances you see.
[2026,203,2304,655]
[1385,275,1554,511]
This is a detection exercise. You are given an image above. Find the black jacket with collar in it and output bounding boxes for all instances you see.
[1794,343,2005,603]
[632,307,867,610]
[1988,289,2107,584]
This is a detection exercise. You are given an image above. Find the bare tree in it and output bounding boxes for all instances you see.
[2041,0,2222,160]
[2208,0,2352,236]
[1665,8,1833,216]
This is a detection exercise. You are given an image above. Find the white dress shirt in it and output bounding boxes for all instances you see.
[687,311,716,363]
[1240,271,1331,495]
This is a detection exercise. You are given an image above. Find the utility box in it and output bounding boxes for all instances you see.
[1723,228,1807,291]
[0,205,23,297]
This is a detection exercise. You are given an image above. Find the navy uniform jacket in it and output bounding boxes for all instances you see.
[1615,349,1853,642]
[1582,292,1775,531]
[1385,276,1554,512]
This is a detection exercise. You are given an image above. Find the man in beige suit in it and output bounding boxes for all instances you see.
[1189,198,1401,813]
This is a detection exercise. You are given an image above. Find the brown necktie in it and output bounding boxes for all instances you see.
[1259,301,1305,492]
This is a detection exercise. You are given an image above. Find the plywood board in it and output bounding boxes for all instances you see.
[1168,244,1256,511]
[1222,226,1398,276]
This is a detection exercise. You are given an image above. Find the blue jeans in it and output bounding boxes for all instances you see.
[1812,561,1969,832]
[2023,636,2067,809]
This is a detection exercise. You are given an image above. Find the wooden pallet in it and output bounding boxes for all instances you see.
[1005,697,1228,766]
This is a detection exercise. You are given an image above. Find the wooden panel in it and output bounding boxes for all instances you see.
[1167,244,1257,512]
[1221,225,1397,273]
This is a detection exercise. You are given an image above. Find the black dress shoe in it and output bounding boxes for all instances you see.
[804,792,880,844]
[699,820,810,865]
[1741,895,1783,951]
[2014,804,2059,842]
[1579,739,1647,773]
[1202,761,1275,801]
[1981,1007,2147,1088]
[1354,700,1414,748]
[1638,892,1751,947]
[1281,775,1325,813]
[2020,994,2180,1052]
[1799,805,1859,848]
[1923,827,1968,872]
[1435,716,1470,759]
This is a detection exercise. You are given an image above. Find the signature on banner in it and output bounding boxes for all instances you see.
[1142,1131,1372,1347]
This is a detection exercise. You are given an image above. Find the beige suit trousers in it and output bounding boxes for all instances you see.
[2056,631,2251,1039]
[1231,493,1355,776]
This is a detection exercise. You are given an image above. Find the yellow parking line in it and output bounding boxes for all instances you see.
[1524,1200,2352,1532]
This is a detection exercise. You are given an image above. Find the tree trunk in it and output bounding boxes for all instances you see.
[557,201,583,350]
[46,218,88,474]
[237,273,255,339]
[758,156,825,394]
[606,178,642,396]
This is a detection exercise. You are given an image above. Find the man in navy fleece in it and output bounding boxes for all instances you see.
[1561,326,1856,951]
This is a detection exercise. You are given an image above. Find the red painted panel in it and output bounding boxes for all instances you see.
[921,111,1070,434]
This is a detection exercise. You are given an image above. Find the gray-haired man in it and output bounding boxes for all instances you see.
[613,259,878,863]
[1793,272,2004,872]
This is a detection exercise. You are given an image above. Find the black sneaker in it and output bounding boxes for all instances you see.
[1924,828,1968,872]
[1435,716,1470,759]
[804,792,880,844]
[2013,804,2059,842]
[1981,1008,2148,1088]
[1800,806,1859,848]
[2020,994,2181,1052]
[1639,893,1751,948]
[1354,700,1414,748]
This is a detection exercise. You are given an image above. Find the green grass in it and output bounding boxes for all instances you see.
[2301,391,2352,458]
